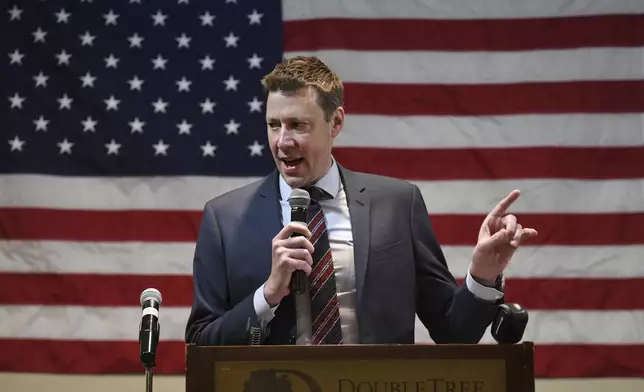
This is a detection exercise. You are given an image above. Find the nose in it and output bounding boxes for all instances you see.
[276,127,295,149]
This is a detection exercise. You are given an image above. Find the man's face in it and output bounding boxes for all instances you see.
[266,87,343,189]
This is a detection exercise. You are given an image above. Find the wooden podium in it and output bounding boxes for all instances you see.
[185,342,535,392]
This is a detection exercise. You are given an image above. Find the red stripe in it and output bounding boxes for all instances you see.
[0,208,201,241]
[343,81,644,116]
[284,15,644,51]
[1,209,642,245]
[333,147,644,180]
[0,340,641,377]
[431,213,644,246]
[1,273,642,310]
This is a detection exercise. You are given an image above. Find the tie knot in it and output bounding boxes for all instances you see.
[304,186,332,202]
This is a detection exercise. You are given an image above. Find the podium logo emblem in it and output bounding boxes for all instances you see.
[243,369,322,392]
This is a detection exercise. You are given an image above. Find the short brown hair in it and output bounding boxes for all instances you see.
[262,56,344,121]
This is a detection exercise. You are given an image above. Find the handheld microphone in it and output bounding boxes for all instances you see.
[288,188,311,295]
[139,288,162,369]
[491,303,529,344]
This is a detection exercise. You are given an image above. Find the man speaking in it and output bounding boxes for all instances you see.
[184,56,538,346]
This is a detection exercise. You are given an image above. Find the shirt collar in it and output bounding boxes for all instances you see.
[279,156,340,201]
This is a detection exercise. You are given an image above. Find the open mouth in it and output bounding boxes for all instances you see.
[282,158,304,168]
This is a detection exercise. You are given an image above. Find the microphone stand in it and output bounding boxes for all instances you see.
[145,366,153,392]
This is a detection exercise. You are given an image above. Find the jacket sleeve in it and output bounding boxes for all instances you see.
[410,184,503,344]
[184,201,259,345]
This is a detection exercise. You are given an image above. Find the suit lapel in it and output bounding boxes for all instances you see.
[257,168,283,243]
[338,165,370,307]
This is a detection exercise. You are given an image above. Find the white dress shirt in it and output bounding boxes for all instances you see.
[253,158,503,344]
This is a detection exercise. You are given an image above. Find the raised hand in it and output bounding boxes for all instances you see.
[470,190,538,284]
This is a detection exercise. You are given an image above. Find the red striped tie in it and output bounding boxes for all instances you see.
[305,186,342,345]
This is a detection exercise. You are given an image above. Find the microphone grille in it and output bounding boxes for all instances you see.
[288,188,310,209]
[140,288,162,306]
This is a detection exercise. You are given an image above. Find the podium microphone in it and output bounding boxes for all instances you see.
[491,303,529,344]
[139,288,162,392]
[288,189,311,295]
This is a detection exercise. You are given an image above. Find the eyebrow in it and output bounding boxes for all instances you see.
[266,116,310,123]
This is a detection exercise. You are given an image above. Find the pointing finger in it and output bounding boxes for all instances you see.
[489,189,521,218]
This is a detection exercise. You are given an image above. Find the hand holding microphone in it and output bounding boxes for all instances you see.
[263,189,314,306]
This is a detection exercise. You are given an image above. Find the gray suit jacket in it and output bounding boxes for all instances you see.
[185,164,501,345]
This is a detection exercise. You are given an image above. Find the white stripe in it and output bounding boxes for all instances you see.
[2,175,643,213]
[0,305,641,344]
[282,0,644,20]
[286,48,644,84]
[338,114,644,148]
[1,241,642,279]
[414,311,644,344]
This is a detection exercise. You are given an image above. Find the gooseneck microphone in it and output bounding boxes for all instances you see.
[491,303,529,344]
[288,188,311,295]
[139,288,162,369]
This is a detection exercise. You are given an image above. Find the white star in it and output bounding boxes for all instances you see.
[104,95,120,111]
[9,93,25,109]
[248,141,264,157]
[200,98,216,114]
[32,28,47,43]
[223,32,239,47]
[152,98,168,113]
[79,31,96,46]
[177,119,193,135]
[247,53,263,69]
[56,50,71,65]
[178,0,190,4]
[8,136,25,152]
[82,116,97,132]
[57,94,73,110]
[152,55,167,70]
[248,97,264,113]
[80,72,96,88]
[103,10,119,25]
[104,54,120,68]
[129,118,145,133]
[151,11,167,26]
[200,55,215,70]
[200,12,215,26]
[201,141,217,157]
[224,119,240,135]
[34,115,49,132]
[130,0,142,3]
[223,75,240,91]
[226,0,238,3]
[152,140,169,156]
[105,139,121,155]
[8,5,22,21]
[176,33,191,48]
[55,8,71,24]
[128,76,144,91]
[176,77,191,92]
[128,33,144,48]
[57,138,74,155]
[8,49,24,65]
[248,9,262,25]
[34,72,49,87]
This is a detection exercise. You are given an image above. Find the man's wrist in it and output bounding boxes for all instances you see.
[263,282,282,307]
[468,266,499,286]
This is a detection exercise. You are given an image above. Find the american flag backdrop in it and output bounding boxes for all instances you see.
[1,0,643,378]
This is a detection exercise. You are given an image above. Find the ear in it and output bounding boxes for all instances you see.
[330,106,344,139]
